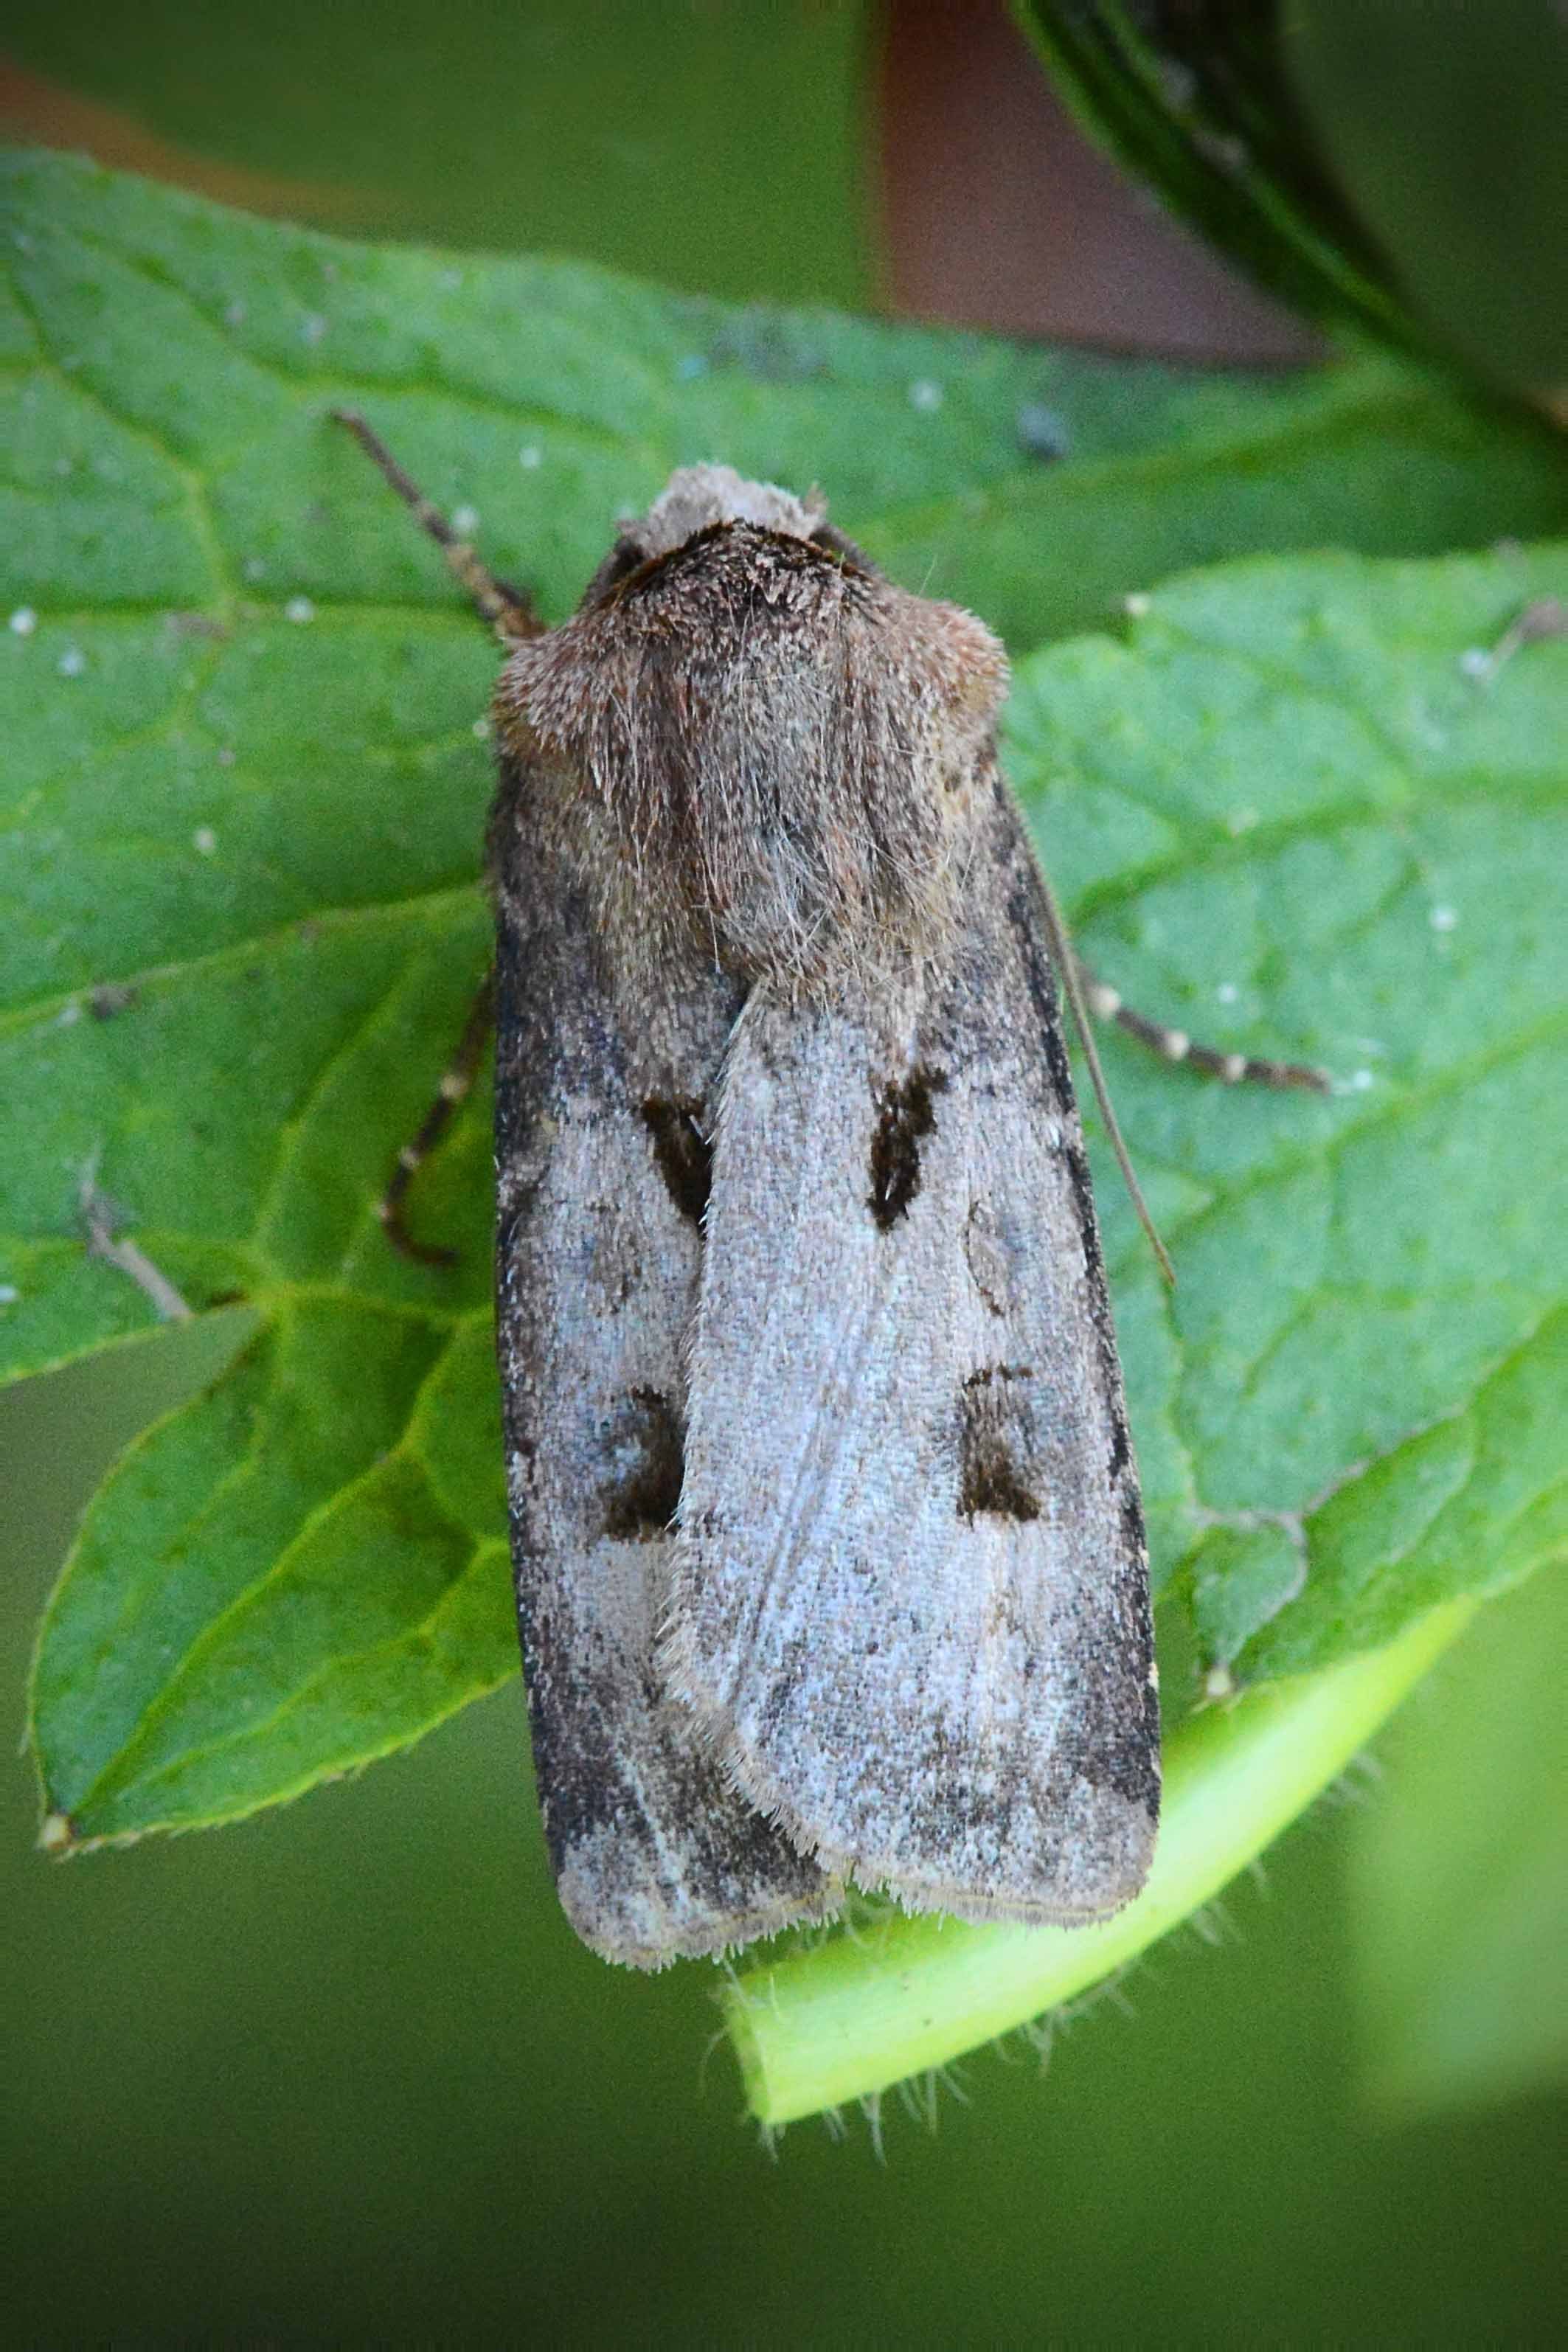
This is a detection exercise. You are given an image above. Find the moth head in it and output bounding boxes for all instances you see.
[636,465,828,555]
[580,465,854,607]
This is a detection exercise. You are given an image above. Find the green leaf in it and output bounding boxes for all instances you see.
[1002,547,1568,1671]
[1349,1567,1568,2120]
[4,152,1566,1891]
[875,358,1568,651]
[29,1308,513,1840]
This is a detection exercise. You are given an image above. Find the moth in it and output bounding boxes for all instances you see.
[334,415,1324,1967]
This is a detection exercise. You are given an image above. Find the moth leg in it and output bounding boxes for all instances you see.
[1077,962,1330,1093]
[378,968,496,1266]
[80,1181,193,1321]
[330,409,544,645]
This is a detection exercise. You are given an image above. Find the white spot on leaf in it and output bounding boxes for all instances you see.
[1016,402,1068,459]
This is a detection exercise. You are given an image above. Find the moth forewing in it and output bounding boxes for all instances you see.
[663,777,1159,1924]
[486,486,850,1966]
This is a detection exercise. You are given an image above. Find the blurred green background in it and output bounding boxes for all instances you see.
[4,3,1565,2340]
[7,1331,1565,2339]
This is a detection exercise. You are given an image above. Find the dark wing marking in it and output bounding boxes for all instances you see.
[665,773,1158,1923]
[490,756,834,1965]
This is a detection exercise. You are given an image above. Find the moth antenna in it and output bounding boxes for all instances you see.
[377,967,496,1265]
[1030,860,1176,1286]
[1078,968,1330,1095]
[329,409,544,646]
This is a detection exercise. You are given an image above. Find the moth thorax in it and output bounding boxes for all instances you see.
[502,563,1007,989]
